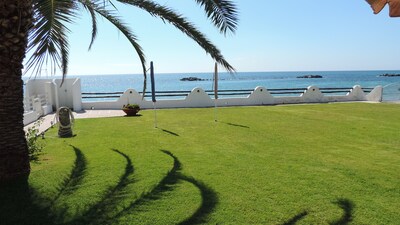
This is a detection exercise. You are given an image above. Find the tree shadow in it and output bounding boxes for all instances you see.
[1,148,218,225]
[67,149,135,225]
[280,211,308,225]
[0,179,57,225]
[0,145,88,225]
[278,198,354,225]
[223,122,250,129]
[108,149,182,221]
[145,150,218,224]
[0,147,137,225]
[30,153,43,162]
[178,175,219,225]
[109,150,218,225]
[51,146,87,203]
[161,128,180,137]
[58,134,77,139]
[330,198,354,225]
[124,114,142,117]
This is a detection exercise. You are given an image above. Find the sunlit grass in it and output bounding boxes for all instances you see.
[2,103,399,224]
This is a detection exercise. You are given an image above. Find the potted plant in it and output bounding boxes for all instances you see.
[122,104,140,116]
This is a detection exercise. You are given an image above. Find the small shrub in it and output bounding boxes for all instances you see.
[26,118,44,160]
[122,104,140,110]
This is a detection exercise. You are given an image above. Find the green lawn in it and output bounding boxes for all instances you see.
[2,103,400,224]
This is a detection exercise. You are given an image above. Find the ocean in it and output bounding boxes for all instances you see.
[28,70,400,102]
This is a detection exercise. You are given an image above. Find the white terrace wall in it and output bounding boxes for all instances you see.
[82,85,383,110]
[52,78,82,111]
[23,78,82,125]
[23,78,383,125]
[24,79,53,125]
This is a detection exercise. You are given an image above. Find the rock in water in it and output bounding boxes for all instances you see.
[180,77,205,81]
[297,75,323,78]
[379,73,400,77]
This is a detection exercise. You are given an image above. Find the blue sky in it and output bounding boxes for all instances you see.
[25,0,400,76]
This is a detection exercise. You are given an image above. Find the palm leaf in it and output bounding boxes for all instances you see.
[81,2,98,51]
[78,0,148,95]
[27,0,78,84]
[118,0,235,72]
[194,0,238,35]
[27,0,236,92]
[81,0,120,50]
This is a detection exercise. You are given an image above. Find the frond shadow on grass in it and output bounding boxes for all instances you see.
[68,148,135,225]
[178,175,219,225]
[133,150,182,201]
[108,149,182,221]
[282,198,354,225]
[279,198,354,225]
[280,211,308,225]
[110,150,218,225]
[51,145,87,203]
[1,148,218,225]
[330,198,354,225]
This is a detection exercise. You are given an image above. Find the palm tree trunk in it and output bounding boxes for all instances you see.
[0,1,32,183]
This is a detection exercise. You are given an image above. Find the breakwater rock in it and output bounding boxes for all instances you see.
[180,77,206,81]
[297,75,323,79]
[379,73,400,77]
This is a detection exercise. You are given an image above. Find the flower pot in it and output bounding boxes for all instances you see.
[123,108,139,116]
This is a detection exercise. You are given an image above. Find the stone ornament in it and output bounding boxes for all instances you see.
[56,107,74,138]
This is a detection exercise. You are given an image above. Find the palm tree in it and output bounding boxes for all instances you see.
[0,0,238,184]
[0,0,33,184]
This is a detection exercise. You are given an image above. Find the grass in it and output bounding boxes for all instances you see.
[1,103,399,224]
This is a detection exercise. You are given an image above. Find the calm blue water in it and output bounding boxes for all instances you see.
[69,71,400,102]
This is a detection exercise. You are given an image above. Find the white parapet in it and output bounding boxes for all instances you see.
[22,78,385,117]
[366,86,383,102]
[249,86,275,105]
[81,85,383,110]
[301,86,325,103]
[347,85,366,101]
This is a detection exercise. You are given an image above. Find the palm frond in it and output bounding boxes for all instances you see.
[78,0,148,94]
[193,0,238,35]
[80,3,98,50]
[79,1,122,50]
[118,0,235,73]
[27,0,78,83]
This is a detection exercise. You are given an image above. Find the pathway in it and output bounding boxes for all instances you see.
[24,110,126,134]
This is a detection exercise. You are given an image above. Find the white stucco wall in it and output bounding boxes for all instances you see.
[81,85,383,110]
[366,86,383,101]
[24,78,384,125]
[23,78,81,125]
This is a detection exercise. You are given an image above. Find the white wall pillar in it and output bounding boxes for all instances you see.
[72,78,82,111]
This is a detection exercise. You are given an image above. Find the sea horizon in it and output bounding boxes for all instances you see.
[22,69,400,78]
